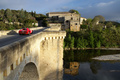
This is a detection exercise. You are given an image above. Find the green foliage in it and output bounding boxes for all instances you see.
[64,15,120,48]
[68,34,72,48]
[91,15,105,27]
[96,40,101,48]
[0,21,7,30]
[64,27,120,48]
[0,9,47,30]
[24,19,35,23]
[92,23,103,32]
[42,19,49,27]
[5,8,13,22]
[81,25,88,29]
[70,37,75,48]
[89,31,94,48]
[93,15,105,22]
[106,22,113,28]
[77,37,88,48]
[69,9,80,14]
[64,33,75,48]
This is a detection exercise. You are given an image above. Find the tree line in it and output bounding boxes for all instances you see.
[64,15,120,49]
[0,9,47,30]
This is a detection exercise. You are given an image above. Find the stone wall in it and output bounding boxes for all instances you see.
[0,28,66,80]
[47,12,80,31]
[49,23,62,30]
[70,21,80,31]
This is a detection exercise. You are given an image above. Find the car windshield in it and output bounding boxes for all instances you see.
[22,28,27,30]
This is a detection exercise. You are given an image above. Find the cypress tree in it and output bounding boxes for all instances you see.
[89,31,94,48]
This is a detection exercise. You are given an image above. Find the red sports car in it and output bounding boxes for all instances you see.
[19,28,33,35]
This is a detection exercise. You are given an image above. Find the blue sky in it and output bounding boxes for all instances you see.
[0,0,120,22]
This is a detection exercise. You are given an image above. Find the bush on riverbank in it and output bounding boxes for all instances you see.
[64,27,120,48]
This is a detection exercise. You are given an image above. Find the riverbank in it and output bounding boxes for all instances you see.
[64,48,120,61]
[64,48,120,50]
[92,54,120,61]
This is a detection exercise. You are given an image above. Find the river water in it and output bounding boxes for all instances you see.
[63,49,120,80]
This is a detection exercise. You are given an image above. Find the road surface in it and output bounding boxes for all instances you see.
[0,27,47,48]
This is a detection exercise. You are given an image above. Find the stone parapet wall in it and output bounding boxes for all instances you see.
[45,26,61,31]
[0,27,44,37]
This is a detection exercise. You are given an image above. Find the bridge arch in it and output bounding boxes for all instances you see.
[19,62,39,80]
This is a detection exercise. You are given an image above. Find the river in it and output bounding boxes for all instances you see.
[63,49,120,80]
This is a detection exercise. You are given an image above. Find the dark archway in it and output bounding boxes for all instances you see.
[19,62,39,80]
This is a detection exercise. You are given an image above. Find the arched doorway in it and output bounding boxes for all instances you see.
[19,62,39,80]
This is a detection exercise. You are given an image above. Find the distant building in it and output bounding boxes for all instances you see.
[46,12,81,31]
[80,17,87,25]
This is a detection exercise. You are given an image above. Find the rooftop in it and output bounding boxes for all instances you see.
[47,12,71,14]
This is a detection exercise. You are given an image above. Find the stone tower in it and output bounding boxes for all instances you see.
[46,12,81,31]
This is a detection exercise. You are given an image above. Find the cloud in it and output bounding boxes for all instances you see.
[76,7,83,10]
[0,0,120,22]
[0,0,73,12]
[61,6,70,11]
[0,0,26,9]
[78,0,120,22]
[97,1,114,7]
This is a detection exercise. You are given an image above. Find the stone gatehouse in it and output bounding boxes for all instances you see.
[46,12,81,32]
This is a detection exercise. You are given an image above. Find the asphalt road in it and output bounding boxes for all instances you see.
[0,27,47,48]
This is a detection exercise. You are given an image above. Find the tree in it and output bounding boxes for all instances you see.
[0,21,7,30]
[19,9,25,22]
[106,22,113,28]
[86,18,92,25]
[92,23,103,32]
[96,40,101,48]
[92,15,105,26]
[64,34,71,48]
[94,15,105,22]
[4,8,13,22]
[70,37,75,48]
[25,13,33,19]
[69,9,80,14]
[81,25,88,29]
[82,18,92,29]
[77,37,88,48]
[42,19,49,27]
[0,10,4,21]
[12,15,17,22]
[89,31,94,48]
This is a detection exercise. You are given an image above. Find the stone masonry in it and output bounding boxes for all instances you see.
[0,27,66,80]
[46,12,81,31]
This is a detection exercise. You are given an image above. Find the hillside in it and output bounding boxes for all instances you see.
[0,9,47,30]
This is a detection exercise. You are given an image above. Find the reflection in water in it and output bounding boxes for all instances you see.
[63,49,120,80]
[90,61,101,74]
[64,62,80,76]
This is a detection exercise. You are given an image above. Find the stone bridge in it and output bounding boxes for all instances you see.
[0,28,66,80]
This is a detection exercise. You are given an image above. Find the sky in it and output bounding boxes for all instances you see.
[0,0,120,22]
